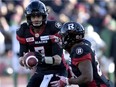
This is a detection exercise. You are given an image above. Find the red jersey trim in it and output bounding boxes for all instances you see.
[50,32,61,43]
[16,35,26,44]
[87,80,98,87]
[54,32,61,38]
[72,53,92,66]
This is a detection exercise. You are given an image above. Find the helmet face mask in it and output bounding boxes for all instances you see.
[25,1,48,28]
[31,15,43,27]
[60,22,85,50]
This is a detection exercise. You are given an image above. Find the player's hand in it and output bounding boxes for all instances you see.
[19,56,31,69]
[34,52,43,63]
[19,57,25,66]
[50,76,68,87]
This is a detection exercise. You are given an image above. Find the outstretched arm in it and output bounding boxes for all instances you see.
[68,60,93,85]
[50,60,93,86]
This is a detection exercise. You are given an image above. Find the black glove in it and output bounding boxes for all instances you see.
[34,52,44,64]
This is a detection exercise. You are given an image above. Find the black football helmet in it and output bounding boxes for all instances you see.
[60,22,85,50]
[25,0,48,28]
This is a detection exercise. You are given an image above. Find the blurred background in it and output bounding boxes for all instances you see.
[0,0,115,87]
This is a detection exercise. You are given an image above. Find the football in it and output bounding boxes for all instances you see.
[23,52,38,68]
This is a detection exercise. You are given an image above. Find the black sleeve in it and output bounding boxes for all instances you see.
[19,43,28,57]
[52,42,63,57]
[16,22,29,57]
[16,22,28,44]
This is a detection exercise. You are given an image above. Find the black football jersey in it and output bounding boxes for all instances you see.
[16,21,67,74]
[70,40,109,87]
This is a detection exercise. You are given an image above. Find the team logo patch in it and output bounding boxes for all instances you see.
[76,47,83,55]
[55,22,62,28]
[26,37,34,42]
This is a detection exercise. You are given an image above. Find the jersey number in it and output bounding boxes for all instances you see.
[34,46,45,56]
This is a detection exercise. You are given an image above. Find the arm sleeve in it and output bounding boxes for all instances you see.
[16,23,28,44]
[19,43,28,57]
[52,42,63,57]
[49,21,62,56]
[16,23,28,57]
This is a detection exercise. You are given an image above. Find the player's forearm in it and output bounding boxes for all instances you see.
[19,43,28,56]
[68,75,93,85]
[42,55,62,65]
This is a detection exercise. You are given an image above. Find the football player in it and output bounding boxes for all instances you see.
[50,22,113,87]
[16,1,69,87]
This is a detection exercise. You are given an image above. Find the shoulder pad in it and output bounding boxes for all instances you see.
[54,21,62,29]
[83,39,92,47]
[71,44,92,65]
[20,22,28,28]
[47,21,62,34]
[16,22,28,36]
[72,44,92,57]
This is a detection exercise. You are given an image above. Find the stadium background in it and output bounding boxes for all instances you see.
[0,0,115,87]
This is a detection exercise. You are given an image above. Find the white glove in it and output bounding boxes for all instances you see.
[50,76,69,87]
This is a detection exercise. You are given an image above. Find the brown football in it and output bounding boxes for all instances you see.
[23,52,38,67]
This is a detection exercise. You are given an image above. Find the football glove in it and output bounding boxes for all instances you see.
[50,76,69,87]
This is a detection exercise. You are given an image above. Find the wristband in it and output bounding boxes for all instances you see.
[44,57,54,64]
[52,55,61,65]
